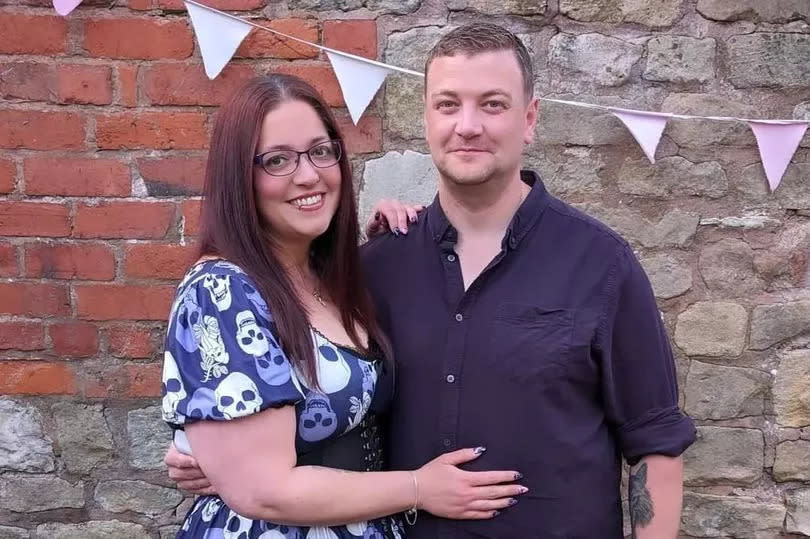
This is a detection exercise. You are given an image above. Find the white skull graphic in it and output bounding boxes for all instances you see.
[223,511,253,539]
[195,315,230,382]
[203,273,232,311]
[235,310,269,357]
[299,393,338,442]
[298,333,351,394]
[306,527,339,539]
[162,350,187,423]
[215,372,263,420]
[347,521,368,536]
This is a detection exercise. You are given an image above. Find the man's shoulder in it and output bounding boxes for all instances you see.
[360,219,428,268]
[360,232,398,270]
[543,195,631,254]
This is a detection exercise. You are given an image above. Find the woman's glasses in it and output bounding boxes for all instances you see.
[253,140,342,177]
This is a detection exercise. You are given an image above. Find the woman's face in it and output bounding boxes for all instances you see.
[253,99,342,248]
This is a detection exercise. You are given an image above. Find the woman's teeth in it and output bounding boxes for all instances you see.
[292,194,322,208]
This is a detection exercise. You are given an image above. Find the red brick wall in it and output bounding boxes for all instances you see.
[0,2,381,398]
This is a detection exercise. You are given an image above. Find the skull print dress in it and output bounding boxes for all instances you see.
[162,260,403,539]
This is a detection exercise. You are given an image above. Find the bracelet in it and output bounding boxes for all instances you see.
[404,471,418,525]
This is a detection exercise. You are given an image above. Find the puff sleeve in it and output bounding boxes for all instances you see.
[161,262,305,428]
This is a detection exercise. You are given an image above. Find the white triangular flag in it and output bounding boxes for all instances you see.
[327,51,393,125]
[748,120,809,192]
[611,109,672,164]
[53,0,82,15]
[185,1,252,79]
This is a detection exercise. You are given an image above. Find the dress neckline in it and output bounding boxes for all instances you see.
[309,325,381,364]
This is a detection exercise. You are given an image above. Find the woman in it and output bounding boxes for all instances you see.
[161,75,525,538]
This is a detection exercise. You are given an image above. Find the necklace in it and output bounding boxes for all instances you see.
[312,287,326,307]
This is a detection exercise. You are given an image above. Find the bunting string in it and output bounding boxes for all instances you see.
[52,0,810,191]
[185,0,423,77]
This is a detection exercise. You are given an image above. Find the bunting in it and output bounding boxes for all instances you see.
[184,1,252,79]
[610,109,672,164]
[52,0,82,16]
[326,52,393,125]
[747,121,809,191]
[53,0,810,191]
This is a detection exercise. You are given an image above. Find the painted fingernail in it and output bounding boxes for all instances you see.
[409,215,417,223]
[514,472,523,480]
[509,498,518,506]
[519,486,529,494]
[493,510,500,517]
[473,446,487,455]
[391,228,400,236]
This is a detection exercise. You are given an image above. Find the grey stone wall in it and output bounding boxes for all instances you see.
[1,1,809,538]
[0,401,186,538]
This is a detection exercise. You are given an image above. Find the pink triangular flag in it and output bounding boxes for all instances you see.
[53,0,82,15]
[748,120,809,191]
[611,109,672,164]
[326,51,392,125]
[184,1,252,79]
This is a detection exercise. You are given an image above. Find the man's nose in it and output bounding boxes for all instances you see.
[454,106,483,138]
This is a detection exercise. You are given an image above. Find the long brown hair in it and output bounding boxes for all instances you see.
[196,74,391,387]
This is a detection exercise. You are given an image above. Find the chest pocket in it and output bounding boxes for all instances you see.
[492,303,575,382]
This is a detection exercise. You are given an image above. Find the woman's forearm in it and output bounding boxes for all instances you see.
[629,455,684,539]
[235,467,415,525]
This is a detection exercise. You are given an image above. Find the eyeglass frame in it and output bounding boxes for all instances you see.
[252,140,343,177]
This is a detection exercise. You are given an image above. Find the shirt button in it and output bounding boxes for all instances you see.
[455,313,463,322]
[446,374,455,383]
[447,254,456,262]
[443,438,452,447]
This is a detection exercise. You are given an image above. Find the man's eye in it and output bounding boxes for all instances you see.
[437,101,457,109]
[484,101,506,109]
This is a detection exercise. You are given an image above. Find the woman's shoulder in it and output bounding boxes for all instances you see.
[178,258,252,289]
[172,258,272,321]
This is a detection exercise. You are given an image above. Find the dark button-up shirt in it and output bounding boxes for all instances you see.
[361,171,696,539]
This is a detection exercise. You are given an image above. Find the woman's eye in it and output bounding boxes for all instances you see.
[311,146,331,157]
[266,155,288,167]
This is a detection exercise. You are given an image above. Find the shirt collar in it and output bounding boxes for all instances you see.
[426,169,550,250]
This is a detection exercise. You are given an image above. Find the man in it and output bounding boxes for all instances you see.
[167,23,695,538]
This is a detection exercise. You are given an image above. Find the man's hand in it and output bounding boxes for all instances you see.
[365,199,425,238]
[165,443,217,496]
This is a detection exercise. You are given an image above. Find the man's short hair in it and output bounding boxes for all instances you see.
[424,23,535,100]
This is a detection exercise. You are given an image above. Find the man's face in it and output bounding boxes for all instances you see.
[424,49,537,188]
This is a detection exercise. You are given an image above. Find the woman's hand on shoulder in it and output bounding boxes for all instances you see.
[365,199,425,238]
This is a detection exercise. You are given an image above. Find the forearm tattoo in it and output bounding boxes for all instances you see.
[629,461,654,537]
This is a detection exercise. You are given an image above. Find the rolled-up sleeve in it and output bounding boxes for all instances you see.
[595,245,696,465]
